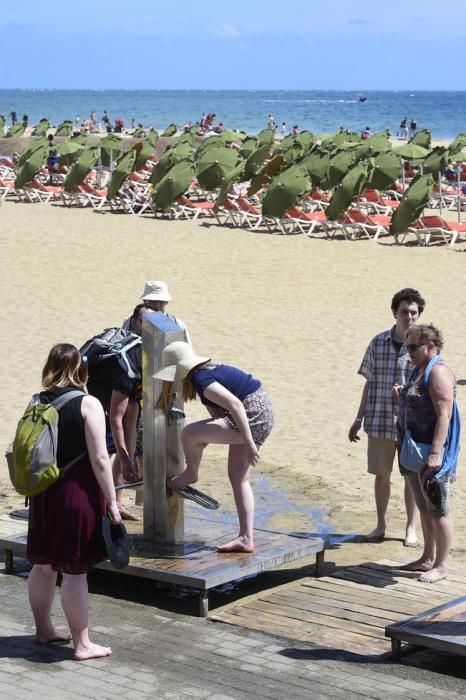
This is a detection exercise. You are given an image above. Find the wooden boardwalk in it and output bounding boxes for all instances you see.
[211,559,466,657]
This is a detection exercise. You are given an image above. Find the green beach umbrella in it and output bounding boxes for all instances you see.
[448,133,466,158]
[146,130,159,148]
[451,151,466,162]
[17,137,48,168]
[31,119,50,137]
[152,160,195,210]
[295,131,314,151]
[174,131,195,146]
[299,148,330,188]
[248,154,284,196]
[217,130,247,144]
[325,150,355,189]
[54,140,86,167]
[99,134,124,167]
[6,123,26,138]
[390,173,434,236]
[276,133,296,153]
[409,129,431,150]
[107,148,137,200]
[365,133,392,154]
[55,120,74,137]
[421,146,449,176]
[15,145,47,188]
[133,138,156,170]
[196,146,239,190]
[325,161,372,221]
[366,151,402,190]
[242,144,271,181]
[240,137,259,159]
[256,128,275,147]
[161,123,178,137]
[132,128,146,138]
[262,169,311,218]
[393,143,429,160]
[151,141,193,186]
[70,132,89,145]
[64,147,101,192]
[214,162,245,209]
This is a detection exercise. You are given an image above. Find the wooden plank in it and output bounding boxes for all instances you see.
[373,559,466,585]
[329,569,455,600]
[347,564,466,596]
[259,594,399,629]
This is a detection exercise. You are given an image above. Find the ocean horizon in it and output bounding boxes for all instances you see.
[1,89,465,139]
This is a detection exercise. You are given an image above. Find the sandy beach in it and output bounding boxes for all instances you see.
[1,199,466,572]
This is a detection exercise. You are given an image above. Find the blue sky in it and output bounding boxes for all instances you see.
[1,0,465,90]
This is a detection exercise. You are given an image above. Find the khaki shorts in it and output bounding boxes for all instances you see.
[367,437,397,475]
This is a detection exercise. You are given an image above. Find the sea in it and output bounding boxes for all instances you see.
[1,89,465,140]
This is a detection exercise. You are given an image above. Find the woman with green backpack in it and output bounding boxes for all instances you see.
[26,343,120,660]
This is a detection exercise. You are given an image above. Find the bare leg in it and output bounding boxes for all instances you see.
[114,403,140,520]
[169,418,243,491]
[217,444,254,553]
[403,476,418,547]
[60,573,112,661]
[366,473,390,539]
[401,510,435,571]
[28,564,71,644]
[419,514,453,583]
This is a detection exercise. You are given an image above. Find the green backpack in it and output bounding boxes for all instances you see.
[6,390,86,497]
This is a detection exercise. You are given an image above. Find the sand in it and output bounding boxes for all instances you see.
[1,200,466,571]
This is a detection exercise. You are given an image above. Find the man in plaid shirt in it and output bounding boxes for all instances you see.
[348,288,426,544]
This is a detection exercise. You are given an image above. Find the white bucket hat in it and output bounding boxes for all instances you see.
[140,280,172,302]
[153,341,210,382]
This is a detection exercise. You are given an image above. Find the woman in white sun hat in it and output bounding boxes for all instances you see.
[155,342,275,553]
[123,280,191,345]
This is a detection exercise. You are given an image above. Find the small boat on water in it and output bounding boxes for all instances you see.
[357,95,368,102]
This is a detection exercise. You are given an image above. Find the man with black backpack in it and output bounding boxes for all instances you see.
[83,304,152,519]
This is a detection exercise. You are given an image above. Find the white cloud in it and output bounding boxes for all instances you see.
[208,23,241,40]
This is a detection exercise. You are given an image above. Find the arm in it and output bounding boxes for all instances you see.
[348,380,369,442]
[81,395,121,523]
[203,382,260,465]
[426,364,455,473]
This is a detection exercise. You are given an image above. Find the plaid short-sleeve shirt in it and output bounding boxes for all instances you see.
[358,327,413,441]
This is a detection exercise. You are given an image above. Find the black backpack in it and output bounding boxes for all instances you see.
[80,327,142,380]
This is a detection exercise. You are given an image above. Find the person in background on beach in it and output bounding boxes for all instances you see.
[348,288,426,546]
[399,117,408,140]
[90,111,97,127]
[47,133,55,148]
[267,114,276,131]
[395,324,460,583]
[22,114,28,127]
[87,304,152,520]
[361,126,371,140]
[10,111,17,125]
[155,342,275,553]
[292,125,300,135]
[409,118,417,139]
[280,122,286,137]
[27,343,120,660]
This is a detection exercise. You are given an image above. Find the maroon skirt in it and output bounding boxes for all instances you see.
[27,456,107,574]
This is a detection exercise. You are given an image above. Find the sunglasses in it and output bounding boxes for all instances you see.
[406,342,426,352]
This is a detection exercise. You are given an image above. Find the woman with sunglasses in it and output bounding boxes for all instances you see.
[396,324,460,582]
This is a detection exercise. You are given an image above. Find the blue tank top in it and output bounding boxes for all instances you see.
[192,364,261,408]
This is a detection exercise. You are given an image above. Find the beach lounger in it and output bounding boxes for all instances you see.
[344,209,391,241]
[409,215,466,246]
[281,207,327,235]
[0,178,18,202]
[173,195,215,220]
[23,179,64,204]
[75,183,109,209]
[358,189,400,215]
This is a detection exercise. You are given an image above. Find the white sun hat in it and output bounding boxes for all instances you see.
[153,341,210,382]
[140,280,172,302]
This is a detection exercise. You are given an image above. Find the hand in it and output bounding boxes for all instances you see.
[246,441,260,466]
[392,385,401,404]
[426,451,442,473]
[348,420,361,442]
[108,501,122,525]
[120,453,137,483]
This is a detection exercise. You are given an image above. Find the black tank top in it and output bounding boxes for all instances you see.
[39,386,87,468]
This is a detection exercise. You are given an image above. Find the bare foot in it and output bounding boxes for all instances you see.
[217,537,254,554]
[167,471,197,491]
[400,557,434,572]
[360,527,385,542]
[404,527,418,548]
[35,627,71,645]
[73,643,113,661]
[419,566,447,583]
[118,505,140,521]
